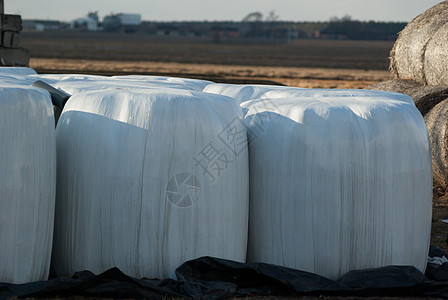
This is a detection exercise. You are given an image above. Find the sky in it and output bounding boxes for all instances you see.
[7,0,443,22]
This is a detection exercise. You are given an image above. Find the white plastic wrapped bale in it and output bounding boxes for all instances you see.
[0,84,56,283]
[33,74,212,95]
[0,74,38,86]
[111,75,213,91]
[53,89,249,279]
[244,93,432,280]
[0,67,37,76]
[260,88,415,106]
[0,67,40,86]
[33,74,108,81]
[203,83,304,105]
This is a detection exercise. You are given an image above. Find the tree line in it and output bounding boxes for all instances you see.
[241,12,406,40]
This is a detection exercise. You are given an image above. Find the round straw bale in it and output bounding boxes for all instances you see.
[410,85,448,116]
[390,1,448,85]
[424,22,448,85]
[424,98,448,187]
[367,79,448,116]
[367,79,420,93]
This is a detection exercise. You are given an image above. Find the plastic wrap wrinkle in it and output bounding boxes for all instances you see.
[53,89,249,279]
[203,83,304,104]
[260,88,416,105]
[111,75,213,91]
[0,74,43,86]
[0,67,37,76]
[244,92,432,280]
[32,74,212,95]
[0,84,56,284]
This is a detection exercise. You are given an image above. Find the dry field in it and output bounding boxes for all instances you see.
[22,32,448,253]
[29,58,390,89]
[23,32,392,88]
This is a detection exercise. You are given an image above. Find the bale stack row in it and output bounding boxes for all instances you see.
[0,69,433,284]
[367,0,448,189]
[0,2,29,67]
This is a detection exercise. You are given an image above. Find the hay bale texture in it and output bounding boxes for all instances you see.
[367,79,448,116]
[390,1,448,85]
[424,99,448,187]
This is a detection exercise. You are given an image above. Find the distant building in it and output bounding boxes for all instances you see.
[71,12,99,31]
[87,12,99,23]
[103,13,142,33]
[116,14,141,26]
[22,20,66,31]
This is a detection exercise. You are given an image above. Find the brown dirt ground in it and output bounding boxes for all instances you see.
[22,32,394,88]
[29,58,390,89]
[21,33,394,71]
[432,186,448,253]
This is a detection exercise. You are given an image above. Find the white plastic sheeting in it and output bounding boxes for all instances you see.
[0,85,56,283]
[260,88,415,106]
[0,67,37,76]
[53,89,249,279]
[202,84,414,108]
[111,75,212,91]
[33,74,212,95]
[33,74,108,81]
[244,94,432,280]
[0,67,40,86]
[203,83,304,105]
[0,74,37,86]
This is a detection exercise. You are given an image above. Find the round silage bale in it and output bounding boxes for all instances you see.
[0,84,56,283]
[0,67,37,76]
[367,79,448,116]
[52,88,249,279]
[424,98,448,187]
[33,74,212,95]
[259,88,414,105]
[203,83,303,105]
[390,0,448,85]
[111,75,213,91]
[244,92,432,280]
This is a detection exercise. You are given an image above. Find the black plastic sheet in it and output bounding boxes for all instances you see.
[3,254,448,299]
